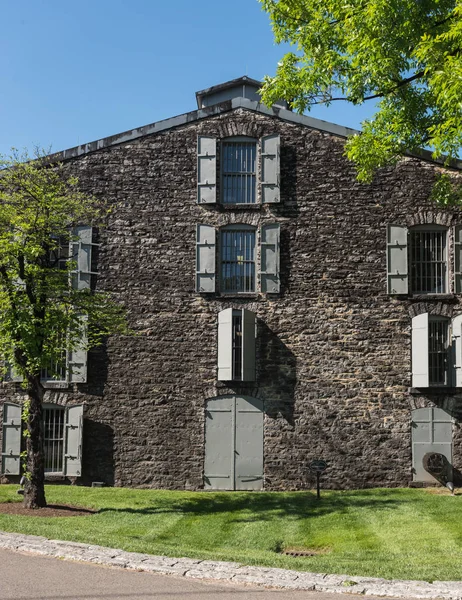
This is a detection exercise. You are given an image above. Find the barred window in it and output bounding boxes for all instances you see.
[221,227,256,293]
[429,318,449,386]
[221,140,257,204]
[232,311,243,380]
[410,228,447,294]
[43,406,65,473]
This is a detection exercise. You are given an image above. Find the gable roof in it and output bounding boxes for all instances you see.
[49,82,462,171]
[50,97,358,163]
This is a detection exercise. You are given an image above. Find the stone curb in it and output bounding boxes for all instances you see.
[1,531,461,598]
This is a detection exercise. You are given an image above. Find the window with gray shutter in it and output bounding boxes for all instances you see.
[412,313,429,387]
[218,308,256,381]
[68,315,88,383]
[452,314,462,387]
[261,134,280,203]
[218,308,233,381]
[387,225,408,294]
[1,402,21,475]
[71,226,96,290]
[197,136,217,204]
[196,224,216,292]
[455,225,462,293]
[64,404,83,477]
[261,224,280,293]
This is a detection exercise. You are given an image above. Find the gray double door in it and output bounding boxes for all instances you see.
[412,407,452,482]
[204,395,264,490]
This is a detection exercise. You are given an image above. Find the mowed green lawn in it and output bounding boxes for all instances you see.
[0,485,461,581]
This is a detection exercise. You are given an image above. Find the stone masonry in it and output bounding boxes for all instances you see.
[1,81,462,490]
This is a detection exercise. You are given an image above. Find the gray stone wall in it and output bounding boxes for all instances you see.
[2,106,462,490]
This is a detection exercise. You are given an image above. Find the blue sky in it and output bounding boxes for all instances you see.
[0,0,377,156]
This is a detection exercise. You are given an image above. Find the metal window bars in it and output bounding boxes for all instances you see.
[222,142,257,204]
[410,230,447,294]
[429,320,449,386]
[221,229,256,293]
[43,407,65,473]
[232,311,243,380]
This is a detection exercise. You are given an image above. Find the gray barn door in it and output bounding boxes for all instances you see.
[204,396,263,490]
[412,407,452,482]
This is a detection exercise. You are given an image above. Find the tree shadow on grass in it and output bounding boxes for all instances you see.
[98,490,407,522]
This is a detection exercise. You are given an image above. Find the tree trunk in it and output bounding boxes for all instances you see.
[23,375,46,508]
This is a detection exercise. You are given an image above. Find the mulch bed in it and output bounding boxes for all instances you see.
[0,502,97,517]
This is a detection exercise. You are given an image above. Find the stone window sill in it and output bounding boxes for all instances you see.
[410,294,455,301]
[220,204,261,210]
[218,293,259,299]
[42,381,70,390]
[409,387,460,395]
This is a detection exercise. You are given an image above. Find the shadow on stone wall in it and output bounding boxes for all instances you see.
[82,419,115,486]
[258,321,297,426]
[279,145,299,220]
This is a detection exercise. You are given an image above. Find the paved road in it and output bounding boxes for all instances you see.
[0,548,362,600]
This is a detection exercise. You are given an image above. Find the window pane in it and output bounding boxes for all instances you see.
[43,408,65,473]
[221,229,256,293]
[410,230,447,294]
[222,142,256,204]
[232,312,243,380]
[429,320,449,386]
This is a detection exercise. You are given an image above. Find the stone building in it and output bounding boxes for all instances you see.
[1,76,462,490]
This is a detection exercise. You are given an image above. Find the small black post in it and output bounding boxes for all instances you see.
[316,471,321,499]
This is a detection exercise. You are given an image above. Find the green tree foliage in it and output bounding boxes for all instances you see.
[260,0,462,182]
[0,150,128,508]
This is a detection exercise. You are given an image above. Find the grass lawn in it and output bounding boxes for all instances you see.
[0,485,461,581]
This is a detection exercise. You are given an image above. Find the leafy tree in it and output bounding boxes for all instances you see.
[260,0,462,182]
[0,150,127,508]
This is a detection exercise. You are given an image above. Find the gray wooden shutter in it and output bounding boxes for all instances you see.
[454,225,462,293]
[71,226,95,290]
[261,224,280,293]
[68,315,88,383]
[242,309,256,382]
[197,136,217,204]
[387,225,408,294]
[412,313,429,388]
[218,308,233,380]
[1,402,21,475]
[452,314,462,387]
[64,404,83,477]
[204,396,233,489]
[261,134,280,203]
[196,224,216,292]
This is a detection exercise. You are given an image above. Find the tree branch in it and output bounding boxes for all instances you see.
[307,69,426,106]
